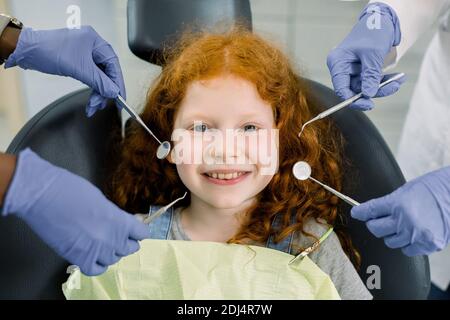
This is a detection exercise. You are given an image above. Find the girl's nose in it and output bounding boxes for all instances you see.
[204,130,245,162]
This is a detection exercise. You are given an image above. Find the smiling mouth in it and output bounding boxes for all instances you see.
[201,171,251,184]
[203,171,248,180]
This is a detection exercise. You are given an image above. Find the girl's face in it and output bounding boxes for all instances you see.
[170,74,279,209]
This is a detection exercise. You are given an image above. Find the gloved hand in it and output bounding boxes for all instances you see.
[326,2,404,110]
[351,166,450,256]
[1,148,149,276]
[4,25,125,117]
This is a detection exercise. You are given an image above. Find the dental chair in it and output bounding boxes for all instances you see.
[0,0,429,299]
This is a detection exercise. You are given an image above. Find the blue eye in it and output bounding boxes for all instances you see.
[192,123,208,132]
[243,124,258,132]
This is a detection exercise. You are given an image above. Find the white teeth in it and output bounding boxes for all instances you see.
[206,172,246,180]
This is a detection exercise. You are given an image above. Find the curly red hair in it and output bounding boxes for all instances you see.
[106,26,360,266]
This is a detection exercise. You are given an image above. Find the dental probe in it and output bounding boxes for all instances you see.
[116,95,171,160]
[298,73,405,139]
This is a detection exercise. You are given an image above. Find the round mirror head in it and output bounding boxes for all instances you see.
[157,141,171,160]
[293,161,312,181]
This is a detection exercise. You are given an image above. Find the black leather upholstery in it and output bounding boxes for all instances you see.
[127,0,252,65]
[0,0,429,299]
[1,90,121,299]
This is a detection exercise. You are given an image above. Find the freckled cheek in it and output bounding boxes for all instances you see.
[246,131,279,175]
[176,163,199,188]
[171,134,205,164]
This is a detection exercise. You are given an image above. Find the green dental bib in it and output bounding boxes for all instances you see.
[63,238,340,300]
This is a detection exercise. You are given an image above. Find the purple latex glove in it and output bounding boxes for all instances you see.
[352,167,450,256]
[327,2,405,110]
[1,149,149,276]
[5,25,126,117]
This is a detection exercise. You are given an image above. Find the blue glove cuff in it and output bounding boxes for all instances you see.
[1,149,24,216]
[358,2,401,47]
[423,166,450,203]
[1,148,59,218]
[4,27,35,69]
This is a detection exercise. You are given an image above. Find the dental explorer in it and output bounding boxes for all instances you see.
[298,73,405,139]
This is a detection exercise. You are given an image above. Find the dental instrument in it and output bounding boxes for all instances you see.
[292,161,360,207]
[116,95,172,160]
[143,192,188,224]
[298,73,405,139]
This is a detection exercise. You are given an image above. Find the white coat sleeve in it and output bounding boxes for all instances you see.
[369,0,450,66]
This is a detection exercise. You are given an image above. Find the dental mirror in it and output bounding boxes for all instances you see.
[116,95,171,160]
[293,161,360,206]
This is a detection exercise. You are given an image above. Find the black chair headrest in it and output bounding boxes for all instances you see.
[127,0,252,65]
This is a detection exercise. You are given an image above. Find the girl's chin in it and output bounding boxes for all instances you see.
[207,201,247,210]
[198,196,251,210]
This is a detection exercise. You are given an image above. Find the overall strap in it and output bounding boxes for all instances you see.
[147,205,174,240]
[266,212,297,254]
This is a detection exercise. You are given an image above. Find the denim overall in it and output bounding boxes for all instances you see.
[147,204,296,254]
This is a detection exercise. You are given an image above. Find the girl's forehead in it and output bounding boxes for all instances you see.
[175,75,274,123]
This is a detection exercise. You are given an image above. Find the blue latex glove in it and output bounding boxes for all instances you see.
[1,149,149,276]
[326,2,405,110]
[4,26,125,117]
[351,167,450,256]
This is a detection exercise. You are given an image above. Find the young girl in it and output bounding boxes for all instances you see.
[107,26,372,300]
